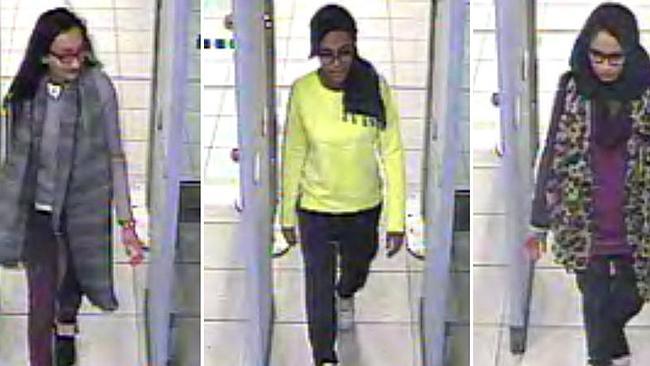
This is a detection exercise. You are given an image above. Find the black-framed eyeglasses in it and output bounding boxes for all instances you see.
[588,48,626,67]
[316,47,355,65]
[49,49,89,65]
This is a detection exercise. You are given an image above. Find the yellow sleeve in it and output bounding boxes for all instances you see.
[280,84,308,228]
[379,80,406,233]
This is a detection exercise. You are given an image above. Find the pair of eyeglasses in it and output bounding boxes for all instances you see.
[49,49,89,65]
[316,47,355,65]
[588,48,626,67]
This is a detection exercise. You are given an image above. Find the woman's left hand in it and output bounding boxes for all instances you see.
[121,225,145,266]
[386,232,405,257]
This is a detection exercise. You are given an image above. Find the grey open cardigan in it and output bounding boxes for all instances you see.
[0,68,130,311]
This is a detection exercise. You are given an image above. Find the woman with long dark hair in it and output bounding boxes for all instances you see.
[279,4,406,365]
[527,3,650,365]
[0,8,144,366]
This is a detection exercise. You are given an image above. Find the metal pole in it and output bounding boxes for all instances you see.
[146,0,163,208]
[423,1,466,365]
[233,0,274,364]
[527,1,539,164]
[422,0,438,220]
[146,0,189,364]
[265,0,278,216]
[494,0,536,354]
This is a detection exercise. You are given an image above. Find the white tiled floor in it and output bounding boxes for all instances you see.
[472,1,650,365]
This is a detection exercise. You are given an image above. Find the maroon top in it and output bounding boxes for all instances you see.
[590,139,631,256]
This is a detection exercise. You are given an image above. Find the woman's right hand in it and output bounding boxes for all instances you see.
[272,227,298,258]
[281,227,298,246]
[524,232,547,262]
[121,225,145,266]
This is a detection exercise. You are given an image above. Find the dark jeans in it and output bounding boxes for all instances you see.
[24,210,82,366]
[576,256,644,366]
[297,204,381,365]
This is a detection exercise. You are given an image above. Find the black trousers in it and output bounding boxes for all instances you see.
[24,210,82,366]
[576,256,644,366]
[297,204,381,365]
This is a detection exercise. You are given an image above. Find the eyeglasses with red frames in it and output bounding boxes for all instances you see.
[588,48,626,67]
[49,49,89,65]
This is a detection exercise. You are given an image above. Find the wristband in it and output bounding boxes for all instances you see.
[118,218,136,230]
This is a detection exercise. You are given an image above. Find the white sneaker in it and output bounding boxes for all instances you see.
[612,355,631,366]
[337,296,355,331]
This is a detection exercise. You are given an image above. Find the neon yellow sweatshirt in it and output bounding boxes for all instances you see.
[280,71,406,233]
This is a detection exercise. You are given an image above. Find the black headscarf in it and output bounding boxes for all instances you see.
[569,3,650,148]
[310,4,386,129]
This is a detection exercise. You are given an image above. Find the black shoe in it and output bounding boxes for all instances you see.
[55,334,76,366]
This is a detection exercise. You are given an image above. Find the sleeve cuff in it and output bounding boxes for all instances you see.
[386,218,405,233]
[529,225,549,241]
[280,212,297,228]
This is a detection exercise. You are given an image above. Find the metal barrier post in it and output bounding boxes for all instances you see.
[145,0,189,364]
[233,0,275,364]
[422,1,467,365]
[494,0,538,354]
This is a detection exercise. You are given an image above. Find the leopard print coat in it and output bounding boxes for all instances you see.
[546,75,650,300]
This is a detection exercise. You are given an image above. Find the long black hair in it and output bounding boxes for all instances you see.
[4,7,99,105]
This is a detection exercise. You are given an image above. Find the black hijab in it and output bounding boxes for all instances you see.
[309,4,386,129]
[569,3,650,148]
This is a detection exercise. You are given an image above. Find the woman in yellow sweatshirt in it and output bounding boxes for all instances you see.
[279,5,406,366]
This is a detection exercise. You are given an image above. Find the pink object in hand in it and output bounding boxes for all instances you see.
[524,236,542,262]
